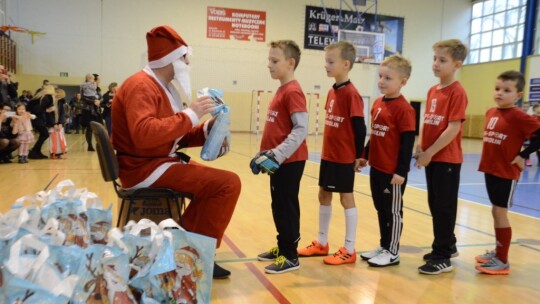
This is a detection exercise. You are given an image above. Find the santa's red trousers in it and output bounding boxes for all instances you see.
[152,160,241,247]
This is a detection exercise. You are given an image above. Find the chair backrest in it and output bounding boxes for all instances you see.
[90,121,119,182]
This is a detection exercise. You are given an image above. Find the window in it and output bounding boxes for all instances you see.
[468,0,527,64]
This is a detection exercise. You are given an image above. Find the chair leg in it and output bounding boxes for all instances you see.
[126,198,136,226]
[174,197,184,227]
[165,197,173,221]
[117,198,126,227]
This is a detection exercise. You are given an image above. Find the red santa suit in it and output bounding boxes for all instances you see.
[111,26,240,247]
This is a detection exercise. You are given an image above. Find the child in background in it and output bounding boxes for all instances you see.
[0,103,20,163]
[63,97,72,134]
[297,40,366,265]
[11,103,35,163]
[358,55,416,267]
[533,104,540,166]
[415,39,468,275]
[101,82,118,136]
[475,71,540,275]
[80,73,101,151]
[523,104,540,166]
[47,88,68,159]
[252,40,309,274]
[71,93,84,134]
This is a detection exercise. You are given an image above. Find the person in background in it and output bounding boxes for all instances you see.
[523,103,540,166]
[101,82,118,135]
[27,85,54,159]
[63,93,72,134]
[35,79,49,95]
[0,65,18,108]
[47,88,68,159]
[80,73,102,151]
[19,90,31,106]
[70,93,84,134]
[11,103,35,163]
[533,104,540,166]
[0,103,20,163]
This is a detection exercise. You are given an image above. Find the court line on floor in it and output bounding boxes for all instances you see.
[43,173,59,191]
[407,183,540,221]
[222,235,290,304]
[300,163,540,246]
[408,182,540,186]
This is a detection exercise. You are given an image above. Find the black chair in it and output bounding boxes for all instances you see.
[90,121,190,227]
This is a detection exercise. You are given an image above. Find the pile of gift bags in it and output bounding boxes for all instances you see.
[0,180,216,303]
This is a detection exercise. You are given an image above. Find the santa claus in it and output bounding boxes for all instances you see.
[111,25,240,279]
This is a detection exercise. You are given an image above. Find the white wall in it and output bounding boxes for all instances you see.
[7,0,470,101]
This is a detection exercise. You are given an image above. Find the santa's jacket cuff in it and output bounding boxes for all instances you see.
[183,108,199,127]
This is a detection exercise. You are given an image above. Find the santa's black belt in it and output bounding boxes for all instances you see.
[116,151,191,163]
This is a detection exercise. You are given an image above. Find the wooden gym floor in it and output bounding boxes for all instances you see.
[0,132,539,303]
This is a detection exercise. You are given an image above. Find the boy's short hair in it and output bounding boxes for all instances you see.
[432,39,468,62]
[497,70,525,92]
[325,40,357,70]
[381,55,412,79]
[270,40,301,70]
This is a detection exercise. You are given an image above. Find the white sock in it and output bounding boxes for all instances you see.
[344,207,357,253]
[317,205,332,246]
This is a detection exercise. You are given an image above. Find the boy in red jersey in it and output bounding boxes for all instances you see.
[358,55,416,267]
[252,40,309,274]
[416,39,468,275]
[475,71,540,275]
[297,40,366,265]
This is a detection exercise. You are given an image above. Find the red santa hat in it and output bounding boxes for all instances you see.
[146,25,189,69]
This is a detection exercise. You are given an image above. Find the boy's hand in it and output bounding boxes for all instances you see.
[415,151,432,168]
[413,144,423,160]
[249,156,261,174]
[391,174,405,185]
[510,155,525,170]
[355,158,366,171]
[253,151,280,174]
[249,150,268,175]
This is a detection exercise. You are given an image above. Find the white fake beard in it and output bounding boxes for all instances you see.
[172,59,192,102]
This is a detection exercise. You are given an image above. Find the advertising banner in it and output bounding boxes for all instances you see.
[304,5,404,57]
[207,6,266,42]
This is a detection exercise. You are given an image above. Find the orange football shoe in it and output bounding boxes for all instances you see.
[323,247,357,265]
[297,240,329,257]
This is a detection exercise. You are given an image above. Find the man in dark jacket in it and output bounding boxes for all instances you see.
[0,103,20,163]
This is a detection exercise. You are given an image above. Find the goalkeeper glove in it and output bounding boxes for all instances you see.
[255,151,280,174]
[249,156,261,175]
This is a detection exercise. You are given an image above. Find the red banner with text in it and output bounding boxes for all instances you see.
[207,6,266,42]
